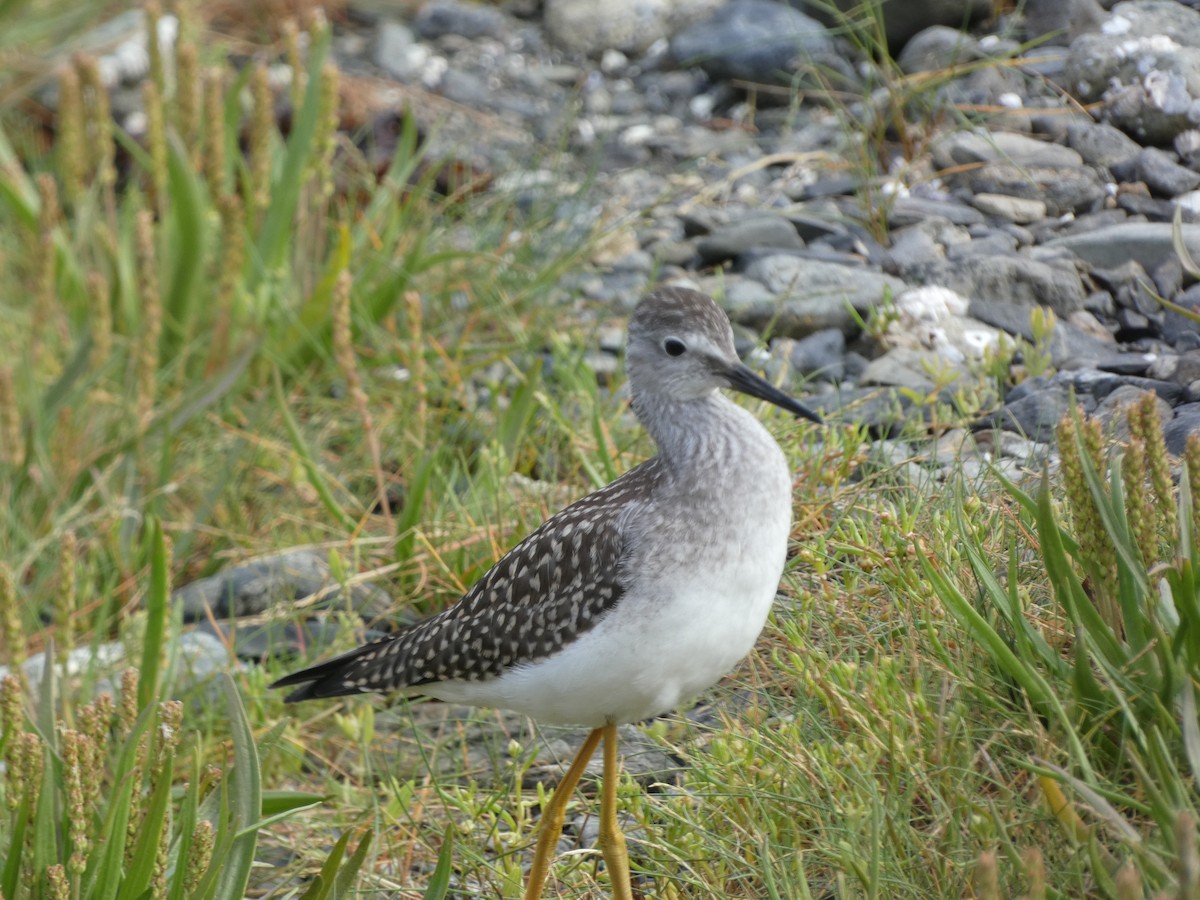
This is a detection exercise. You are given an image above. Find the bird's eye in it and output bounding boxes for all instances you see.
[663,338,687,357]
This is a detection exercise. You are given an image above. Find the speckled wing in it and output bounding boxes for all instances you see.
[273,461,658,702]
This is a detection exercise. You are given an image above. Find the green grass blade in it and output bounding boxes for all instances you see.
[261,790,329,816]
[232,800,324,836]
[396,454,434,564]
[162,135,208,358]
[165,757,202,900]
[212,674,262,900]
[138,516,169,710]
[84,701,159,900]
[497,358,541,464]
[266,223,351,373]
[961,530,1064,675]
[920,551,1093,779]
[1,797,30,897]
[35,643,56,754]
[87,771,138,900]
[117,749,175,900]
[297,875,328,900]
[253,26,330,278]
[0,124,37,228]
[1102,459,1151,652]
[332,829,373,898]
[30,742,55,886]
[184,776,229,900]
[1180,678,1200,791]
[40,325,95,418]
[297,829,349,900]
[272,368,359,533]
[423,826,454,900]
[296,828,375,900]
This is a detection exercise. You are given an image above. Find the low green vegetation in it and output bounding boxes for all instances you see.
[0,2,1196,897]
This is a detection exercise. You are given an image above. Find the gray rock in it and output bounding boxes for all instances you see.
[203,617,351,662]
[736,255,908,335]
[1090,259,1161,316]
[373,20,426,81]
[438,67,496,109]
[176,631,248,684]
[1065,120,1144,169]
[958,163,1107,216]
[610,250,656,273]
[1095,352,1155,376]
[1023,0,1105,42]
[946,230,1019,259]
[787,328,846,381]
[648,239,696,267]
[931,129,1086,169]
[1018,44,1070,79]
[1028,109,1077,145]
[1162,349,1200,385]
[1044,222,1200,271]
[856,439,930,488]
[973,428,1051,463]
[1062,368,1185,405]
[723,276,777,309]
[1133,147,1200,198]
[1152,348,1200,386]
[785,209,851,243]
[971,193,1047,224]
[795,0,991,53]
[923,255,1088,316]
[1093,385,1173,440]
[805,386,919,437]
[527,723,680,791]
[546,0,722,55]
[1179,191,1200,220]
[860,347,967,393]
[895,25,983,75]
[888,222,951,274]
[1164,403,1200,453]
[1177,129,1200,169]
[1065,1,1200,144]
[172,549,392,622]
[993,378,1074,441]
[968,298,1115,367]
[928,427,975,467]
[888,195,986,228]
[670,0,848,87]
[0,632,237,701]
[695,214,803,264]
[1034,209,1129,244]
[413,0,510,39]
[1115,191,1177,222]
[794,173,860,200]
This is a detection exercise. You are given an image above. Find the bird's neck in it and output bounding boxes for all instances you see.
[635,391,765,472]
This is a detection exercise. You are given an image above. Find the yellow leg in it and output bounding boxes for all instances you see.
[524,727,603,900]
[600,721,633,900]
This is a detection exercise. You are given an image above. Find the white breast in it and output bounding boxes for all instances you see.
[429,407,794,728]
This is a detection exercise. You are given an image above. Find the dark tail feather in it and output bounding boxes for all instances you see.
[270,642,385,703]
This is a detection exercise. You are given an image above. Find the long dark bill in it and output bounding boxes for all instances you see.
[725,363,823,425]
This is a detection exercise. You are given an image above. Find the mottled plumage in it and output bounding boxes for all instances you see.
[276,464,657,700]
[272,286,821,725]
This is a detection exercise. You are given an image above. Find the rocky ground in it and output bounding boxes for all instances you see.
[63,0,1200,486]
[341,0,1200,481]
[13,0,1200,870]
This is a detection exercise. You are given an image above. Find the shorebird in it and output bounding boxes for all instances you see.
[272,286,821,898]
